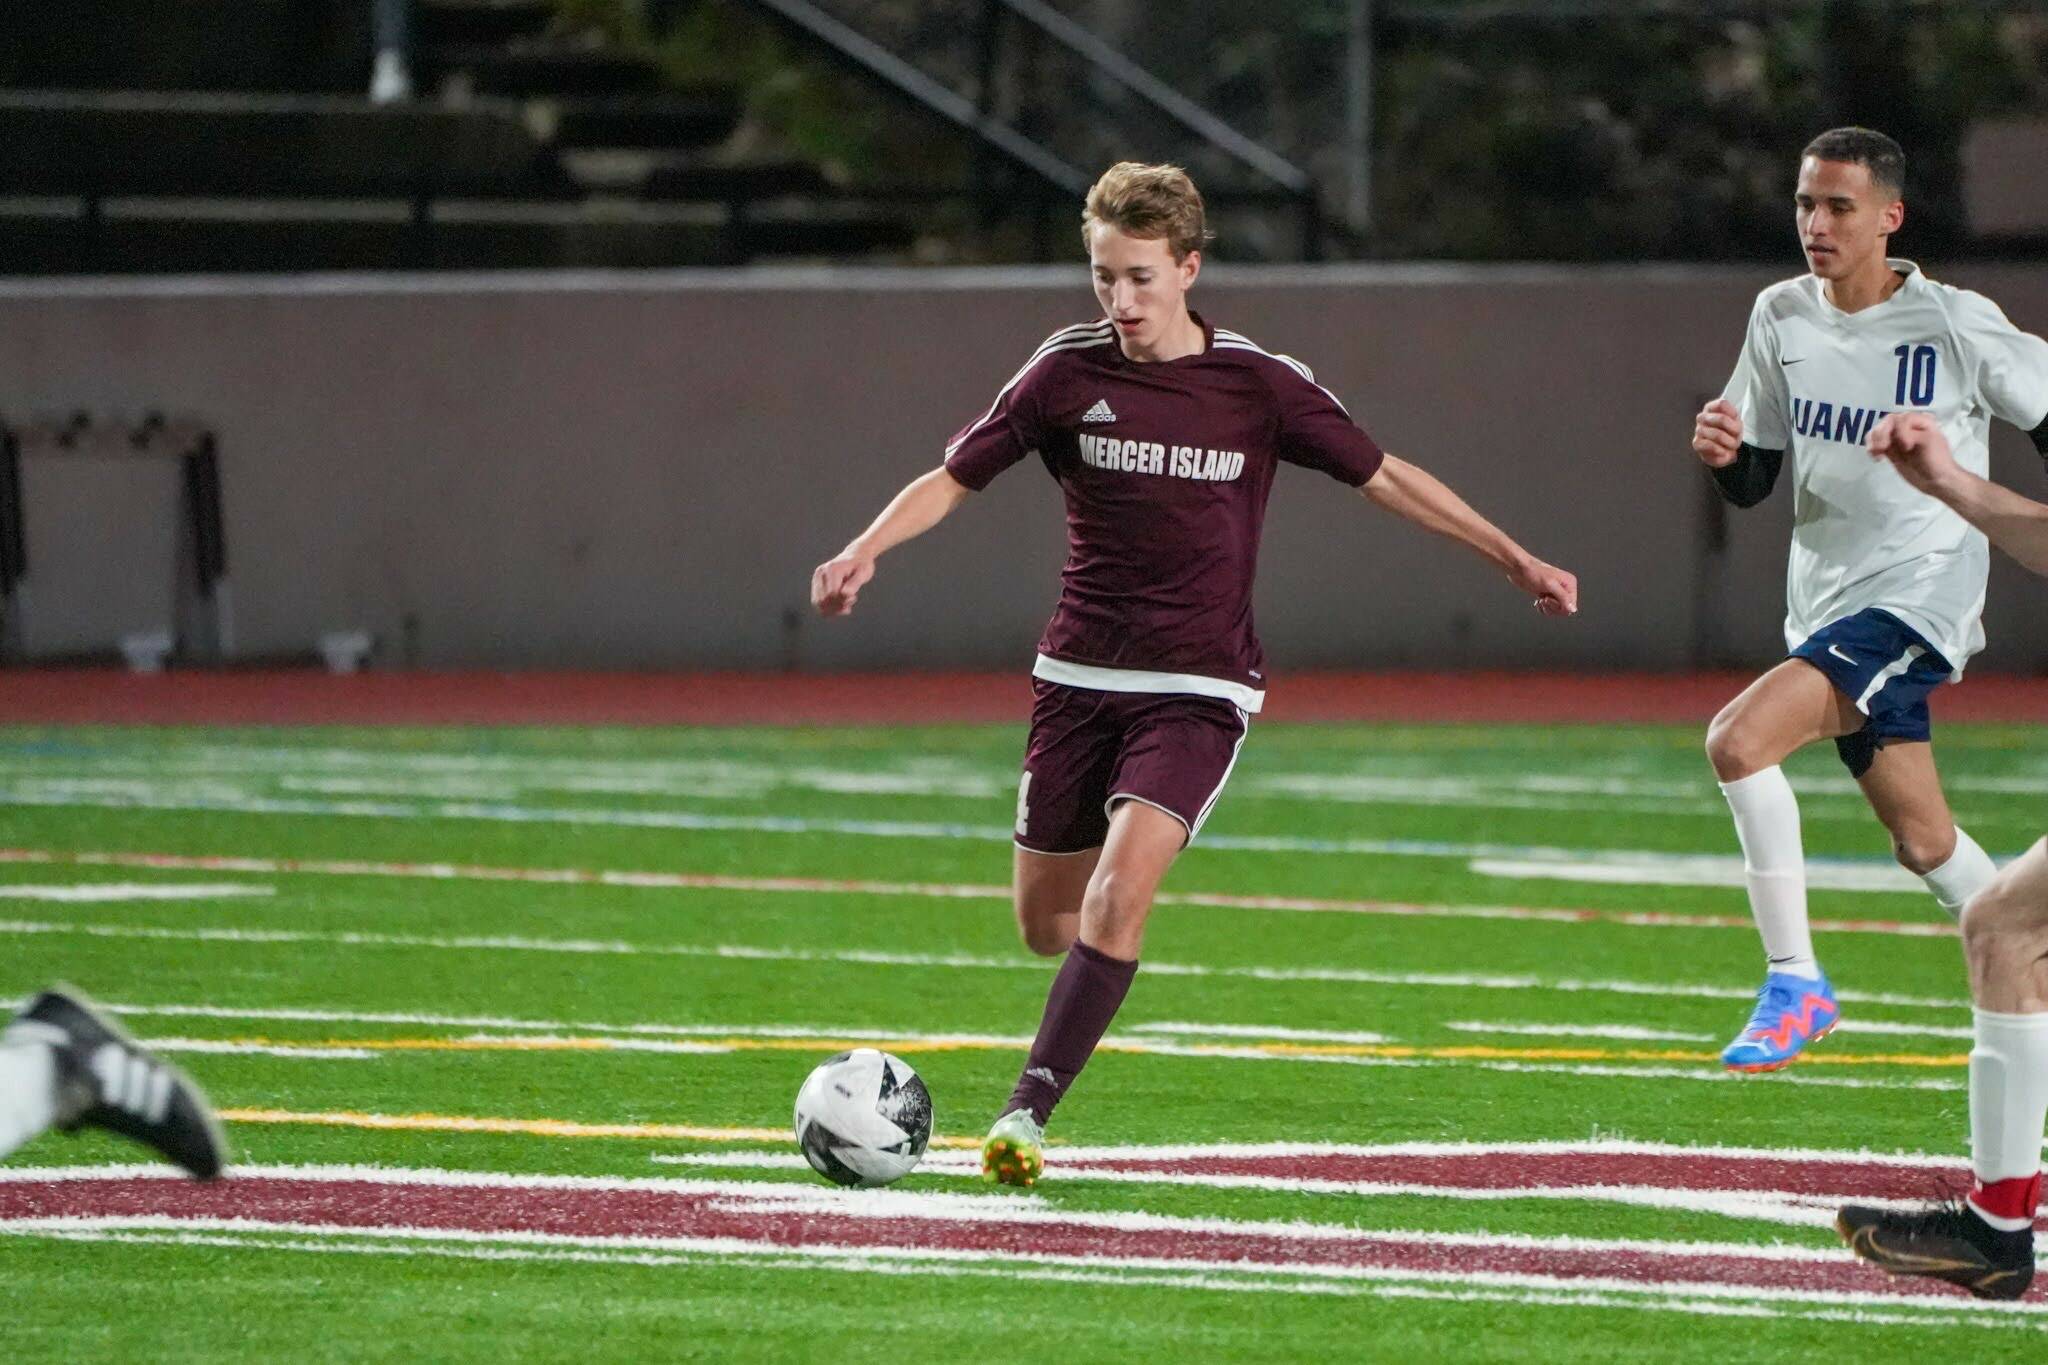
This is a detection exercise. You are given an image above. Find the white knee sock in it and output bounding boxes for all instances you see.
[0,1034,60,1161]
[1719,766,1818,978]
[1923,827,1998,921]
[1968,1008,2048,1230]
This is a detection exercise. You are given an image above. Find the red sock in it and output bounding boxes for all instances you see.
[1969,1173,2043,1229]
[1005,939,1137,1126]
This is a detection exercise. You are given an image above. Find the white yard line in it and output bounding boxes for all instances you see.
[0,848,1959,935]
[0,786,1989,880]
[0,1226,2025,1332]
[0,883,273,902]
[142,1039,376,1060]
[0,915,1968,1009]
[636,1153,1928,1228]
[8,1138,1988,1180]
[1473,856,1932,895]
[4,994,1973,1060]
[1445,1022,1716,1042]
[14,745,2047,806]
[1127,1022,1395,1044]
[1837,1019,1977,1041]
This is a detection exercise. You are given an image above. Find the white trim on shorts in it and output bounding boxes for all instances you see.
[1103,793,1193,847]
[1855,643,1928,715]
[1032,654,1265,714]
[1011,840,1101,857]
[1193,704,1252,834]
[1103,702,1251,848]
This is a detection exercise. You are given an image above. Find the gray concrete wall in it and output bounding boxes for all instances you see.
[2,262,2044,673]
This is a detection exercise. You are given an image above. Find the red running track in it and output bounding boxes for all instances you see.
[1,668,2044,726]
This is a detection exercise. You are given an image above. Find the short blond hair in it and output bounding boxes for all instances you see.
[1082,161,1211,261]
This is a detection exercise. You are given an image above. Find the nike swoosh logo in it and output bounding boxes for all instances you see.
[1827,644,1854,664]
[1780,356,1807,366]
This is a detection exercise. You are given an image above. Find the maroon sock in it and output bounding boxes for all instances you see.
[1004,939,1138,1126]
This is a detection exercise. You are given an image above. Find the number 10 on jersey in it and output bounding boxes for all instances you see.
[1893,344,1937,407]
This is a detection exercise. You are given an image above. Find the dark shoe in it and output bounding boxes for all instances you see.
[17,984,228,1180]
[1836,1199,2034,1300]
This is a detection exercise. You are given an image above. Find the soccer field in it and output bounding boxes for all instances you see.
[1,719,2044,1360]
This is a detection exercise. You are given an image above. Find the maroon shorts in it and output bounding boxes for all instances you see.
[1013,679,1250,855]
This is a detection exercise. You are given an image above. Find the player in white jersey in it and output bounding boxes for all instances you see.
[1691,127,2048,1071]
[1837,411,2048,1300]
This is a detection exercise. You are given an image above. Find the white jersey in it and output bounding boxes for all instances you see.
[1723,259,2048,673]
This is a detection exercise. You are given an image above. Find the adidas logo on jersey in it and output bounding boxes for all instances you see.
[1080,399,1117,424]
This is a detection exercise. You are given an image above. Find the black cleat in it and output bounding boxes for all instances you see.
[15,984,228,1180]
[1837,1199,2035,1301]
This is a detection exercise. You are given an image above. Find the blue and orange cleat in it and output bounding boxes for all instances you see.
[1720,971,1840,1072]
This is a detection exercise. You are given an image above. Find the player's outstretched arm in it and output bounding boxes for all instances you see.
[1869,412,2048,577]
[1361,454,1578,616]
[811,466,975,616]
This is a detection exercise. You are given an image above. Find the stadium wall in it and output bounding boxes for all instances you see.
[2,263,2045,673]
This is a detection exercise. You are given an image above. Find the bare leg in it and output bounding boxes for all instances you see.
[1704,658,1861,782]
[1854,741,1956,873]
[1965,839,2048,1014]
[1012,845,1100,957]
[1075,800,1188,960]
[1855,739,1999,920]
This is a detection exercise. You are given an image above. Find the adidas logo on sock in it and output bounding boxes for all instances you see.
[1080,399,1116,424]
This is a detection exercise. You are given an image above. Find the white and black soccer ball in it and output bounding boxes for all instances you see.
[792,1048,933,1188]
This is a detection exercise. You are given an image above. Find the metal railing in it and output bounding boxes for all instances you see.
[727,0,1325,259]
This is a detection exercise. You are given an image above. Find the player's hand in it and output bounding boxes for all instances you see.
[1692,399,1744,468]
[1867,412,1960,497]
[811,550,876,616]
[1510,557,1578,617]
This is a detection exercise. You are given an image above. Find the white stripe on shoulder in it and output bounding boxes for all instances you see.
[945,322,1114,457]
[1213,331,1315,382]
[1212,334,1350,417]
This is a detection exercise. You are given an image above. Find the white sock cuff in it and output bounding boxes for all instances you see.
[1717,765,1788,799]
[1925,827,1998,918]
[1931,826,1989,877]
[1969,1200,2037,1233]
[1974,1007,2048,1032]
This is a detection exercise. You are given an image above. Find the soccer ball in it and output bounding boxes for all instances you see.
[792,1048,933,1188]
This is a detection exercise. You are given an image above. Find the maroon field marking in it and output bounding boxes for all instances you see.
[1069,1150,1974,1201]
[2,1170,2037,1302]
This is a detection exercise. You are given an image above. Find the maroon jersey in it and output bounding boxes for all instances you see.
[943,313,1382,709]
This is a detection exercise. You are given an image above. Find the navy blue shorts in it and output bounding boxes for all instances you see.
[1789,608,1953,770]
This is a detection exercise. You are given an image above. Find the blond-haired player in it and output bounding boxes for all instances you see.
[812,162,1578,1183]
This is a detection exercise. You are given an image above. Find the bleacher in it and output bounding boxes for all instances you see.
[0,0,917,273]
